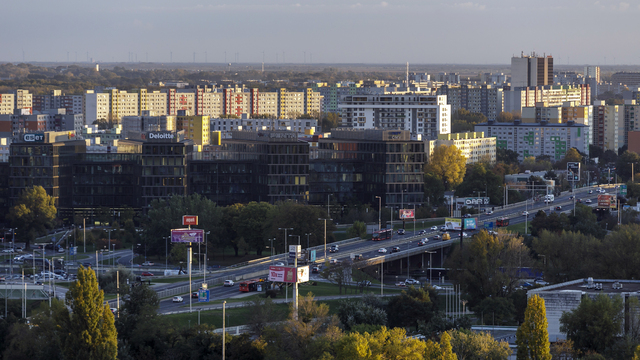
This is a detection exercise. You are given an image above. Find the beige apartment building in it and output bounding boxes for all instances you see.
[592,100,620,151]
[428,132,496,164]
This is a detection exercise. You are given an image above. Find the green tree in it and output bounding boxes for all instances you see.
[64,266,117,360]
[599,224,640,279]
[516,294,551,360]
[560,294,624,354]
[320,261,353,295]
[387,286,439,330]
[455,163,503,205]
[616,150,640,182]
[234,201,274,255]
[569,204,606,239]
[322,113,340,132]
[426,145,467,190]
[346,221,367,239]
[7,185,57,249]
[531,230,600,283]
[529,211,570,237]
[496,148,520,164]
[336,295,387,331]
[425,173,446,205]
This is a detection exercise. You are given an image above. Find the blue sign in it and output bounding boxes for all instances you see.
[310,250,316,262]
[70,246,77,255]
[198,289,210,302]
[484,222,494,230]
[463,218,477,230]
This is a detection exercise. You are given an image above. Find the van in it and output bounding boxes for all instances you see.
[544,194,554,203]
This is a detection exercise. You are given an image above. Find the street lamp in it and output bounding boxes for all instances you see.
[426,251,436,284]
[375,196,382,231]
[278,228,293,264]
[407,241,411,278]
[317,219,332,261]
[111,244,116,267]
[205,231,210,284]
[305,233,312,262]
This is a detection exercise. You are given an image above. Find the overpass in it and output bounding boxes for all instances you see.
[0,284,49,300]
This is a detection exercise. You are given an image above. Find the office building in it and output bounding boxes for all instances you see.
[121,113,176,138]
[475,120,589,161]
[511,52,554,88]
[428,132,496,164]
[0,109,83,140]
[210,117,317,134]
[592,101,620,151]
[338,94,450,139]
[309,129,424,208]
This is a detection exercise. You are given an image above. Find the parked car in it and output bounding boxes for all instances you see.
[141,271,154,276]
[391,246,401,253]
[173,296,184,303]
[397,229,405,235]
[378,248,387,253]
[224,280,234,287]
[430,226,438,231]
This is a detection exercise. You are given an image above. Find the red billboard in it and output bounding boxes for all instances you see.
[598,194,616,209]
[399,209,415,219]
[171,229,204,243]
[182,215,198,226]
[268,266,310,283]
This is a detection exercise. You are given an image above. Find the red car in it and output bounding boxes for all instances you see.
[141,271,154,276]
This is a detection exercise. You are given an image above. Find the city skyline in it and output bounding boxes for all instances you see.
[3,0,640,65]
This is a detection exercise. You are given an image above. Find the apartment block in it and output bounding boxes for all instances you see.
[622,100,640,147]
[428,132,496,164]
[475,120,589,161]
[511,52,554,88]
[177,112,210,145]
[210,118,317,134]
[503,85,590,114]
[437,84,503,120]
[339,94,450,139]
[592,100,620,151]
[584,66,601,83]
[313,82,362,113]
[0,94,14,115]
[611,72,640,87]
[14,89,32,113]
[138,89,167,116]
[34,90,83,116]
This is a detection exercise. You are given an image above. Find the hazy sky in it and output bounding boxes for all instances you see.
[3,0,640,65]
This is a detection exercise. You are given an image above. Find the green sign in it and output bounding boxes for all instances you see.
[621,184,627,195]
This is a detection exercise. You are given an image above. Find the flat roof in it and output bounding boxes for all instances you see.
[532,279,640,295]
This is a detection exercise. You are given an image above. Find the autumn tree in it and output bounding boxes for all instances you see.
[64,266,117,360]
[335,326,428,360]
[531,230,601,283]
[449,330,511,360]
[516,294,551,360]
[426,144,467,190]
[7,185,57,249]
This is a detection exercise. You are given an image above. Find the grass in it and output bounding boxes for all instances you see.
[506,221,529,234]
[164,303,290,328]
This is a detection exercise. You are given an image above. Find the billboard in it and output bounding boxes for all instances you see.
[445,218,462,231]
[171,229,204,243]
[289,245,301,259]
[268,265,309,283]
[567,162,581,181]
[464,218,477,230]
[598,194,616,209]
[23,133,44,142]
[399,209,415,219]
[182,215,198,226]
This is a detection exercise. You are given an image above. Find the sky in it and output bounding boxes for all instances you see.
[3,0,640,65]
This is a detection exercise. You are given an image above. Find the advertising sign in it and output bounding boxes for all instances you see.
[399,209,415,219]
[171,229,204,243]
[598,194,617,209]
[182,215,198,226]
[198,289,210,302]
[269,266,297,283]
[463,197,490,206]
[463,218,477,230]
[289,245,301,259]
[23,133,44,142]
[567,162,581,181]
[310,250,316,262]
[445,218,462,231]
[297,266,310,283]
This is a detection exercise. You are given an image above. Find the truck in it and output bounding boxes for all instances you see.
[544,194,555,203]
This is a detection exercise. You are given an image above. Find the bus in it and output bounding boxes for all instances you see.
[496,217,510,227]
[372,228,393,241]
[239,278,263,292]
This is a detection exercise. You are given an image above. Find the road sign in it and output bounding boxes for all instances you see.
[182,215,198,226]
[567,162,580,181]
[70,246,77,255]
[289,245,301,259]
[198,289,210,302]
[484,222,494,230]
[620,184,627,196]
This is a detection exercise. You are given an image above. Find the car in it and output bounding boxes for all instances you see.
[485,210,493,215]
[534,279,549,286]
[521,282,533,288]
[418,238,429,246]
[555,206,562,211]
[418,230,426,235]
[224,280,234,287]
[312,266,320,273]
[275,262,285,266]
[359,280,372,287]
[142,261,155,266]
[353,254,364,261]
[329,259,340,264]
[378,248,388,253]
[433,235,442,241]
[57,247,65,253]
[464,213,472,218]
[522,211,529,216]
[35,281,43,285]
[173,296,184,303]
[397,229,406,235]
[442,232,451,240]
[569,195,575,199]
[430,226,438,231]
[391,246,401,252]
[589,190,593,194]
[462,232,470,238]
[2,249,14,253]
[141,271,154,276]
[192,292,199,299]
[395,281,406,287]
[488,230,498,236]
[585,199,592,204]
[329,247,339,253]
[440,226,447,231]
[405,279,420,285]
[577,198,582,203]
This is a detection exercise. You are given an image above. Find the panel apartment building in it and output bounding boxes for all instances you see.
[338,94,450,139]
[428,132,496,165]
[503,85,590,114]
[436,84,504,121]
[511,52,554,88]
[475,120,589,161]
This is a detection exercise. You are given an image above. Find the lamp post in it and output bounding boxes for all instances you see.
[222,301,227,360]
[407,241,411,278]
[278,228,293,264]
[401,189,406,229]
[164,236,168,271]
[426,251,436,284]
[305,233,312,262]
[317,219,331,261]
[269,238,275,264]
[107,229,114,269]
[205,231,210,284]
[375,196,381,231]
[111,244,116,267]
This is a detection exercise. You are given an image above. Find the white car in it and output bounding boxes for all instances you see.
[485,210,493,215]
[405,279,420,285]
[329,259,340,264]
[378,248,387,254]
[224,280,234,287]
[585,199,592,204]
[172,296,184,303]
[522,211,529,216]
[142,261,155,266]
[430,226,438,231]
[2,249,14,253]
[275,262,286,266]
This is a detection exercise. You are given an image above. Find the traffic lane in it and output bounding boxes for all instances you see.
[158,283,240,312]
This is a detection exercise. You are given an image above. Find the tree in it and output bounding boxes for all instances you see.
[529,211,570,237]
[246,297,282,336]
[387,286,439,330]
[426,145,467,190]
[449,330,511,360]
[425,173,446,205]
[516,294,551,360]
[568,204,606,239]
[7,185,57,249]
[497,112,514,122]
[346,221,367,239]
[322,113,340,132]
[599,224,640,279]
[496,148,520,164]
[64,266,117,360]
[455,163,503,205]
[616,150,640,182]
[335,326,428,360]
[560,294,624,354]
[234,201,274,255]
[531,230,601,283]
[320,261,353,295]
[336,295,387,331]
